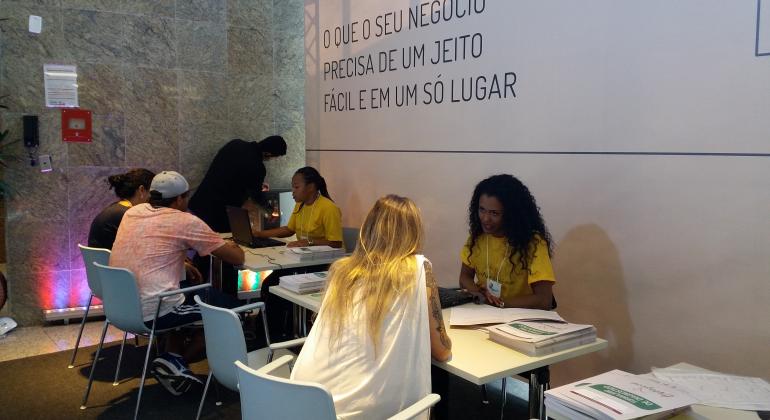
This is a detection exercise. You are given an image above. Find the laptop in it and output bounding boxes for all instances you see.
[225,206,285,248]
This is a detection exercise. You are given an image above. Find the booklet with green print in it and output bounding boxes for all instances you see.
[545,369,696,420]
[488,320,596,356]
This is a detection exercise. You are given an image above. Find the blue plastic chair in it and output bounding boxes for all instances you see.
[69,245,130,387]
[81,262,212,420]
[194,295,304,420]
[342,227,360,253]
[235,356,441,420]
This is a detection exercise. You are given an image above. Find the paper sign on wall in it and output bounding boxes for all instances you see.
[43,64,78,108]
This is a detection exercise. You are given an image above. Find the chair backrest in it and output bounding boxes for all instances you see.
[194,295,249,391]
[78,245,111,298]
[235,360,337,420]
[92,262,150,335]
[342,227,360,253]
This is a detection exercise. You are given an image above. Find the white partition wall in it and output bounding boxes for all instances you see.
[304,0,770,384]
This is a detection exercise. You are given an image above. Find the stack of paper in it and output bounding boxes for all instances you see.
[287,245,345,261]
[651,363,770,412]
[488,320,596,356]
[279,271,328,294]
[449,305,564,326]
[545,369,697,420]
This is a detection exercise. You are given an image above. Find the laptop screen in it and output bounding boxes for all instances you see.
[226,206,253,246]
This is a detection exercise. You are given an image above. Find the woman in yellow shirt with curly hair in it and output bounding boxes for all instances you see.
[458,174,556,310]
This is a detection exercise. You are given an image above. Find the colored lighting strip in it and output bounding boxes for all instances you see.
[42,305,104,322]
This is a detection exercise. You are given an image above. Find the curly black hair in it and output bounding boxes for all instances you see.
[107,168,155,200]
[467,174,553,275]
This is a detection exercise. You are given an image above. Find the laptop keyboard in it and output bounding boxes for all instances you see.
[438,288,477,309]
[250,237,285,248]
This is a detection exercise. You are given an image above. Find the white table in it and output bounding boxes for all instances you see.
[241,245,342,272]
[215,234,343,300]
[267,288,607,419]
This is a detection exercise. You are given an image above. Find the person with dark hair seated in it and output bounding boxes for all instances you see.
[88,168,155,249]
[434,174,558,418]
[110,171,245,395]
[256,166,343,339]
[254,166,343,248]
[458,173,556,309]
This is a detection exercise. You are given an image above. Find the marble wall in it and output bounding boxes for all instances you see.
[0,0,306,325]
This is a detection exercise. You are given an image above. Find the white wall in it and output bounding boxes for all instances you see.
[305,0,770,385]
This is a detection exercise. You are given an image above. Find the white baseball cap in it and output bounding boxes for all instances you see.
[150,171,189,199]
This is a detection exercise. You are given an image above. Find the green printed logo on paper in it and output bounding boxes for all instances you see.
[589,385,662,410]
[507,323,556,335]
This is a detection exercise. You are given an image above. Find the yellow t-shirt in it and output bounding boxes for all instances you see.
[460,234,555,300]
[287,195,343,243]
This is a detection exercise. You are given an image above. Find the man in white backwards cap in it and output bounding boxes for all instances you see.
[111,171,244,395]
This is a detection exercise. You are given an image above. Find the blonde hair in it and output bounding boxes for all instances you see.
[320,194,424,354]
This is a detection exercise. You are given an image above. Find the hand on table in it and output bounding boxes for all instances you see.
[287,239,310,248]
[479,286,505,308]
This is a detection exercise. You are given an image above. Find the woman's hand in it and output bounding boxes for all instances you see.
[479,286,505,308]
[287,239,310,248]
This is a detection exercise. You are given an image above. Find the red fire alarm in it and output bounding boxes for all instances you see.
[61,108,92,143]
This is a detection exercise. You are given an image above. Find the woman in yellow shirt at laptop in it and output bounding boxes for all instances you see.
[257,166,343,339]
[255,166,343,248]
[458,174,556,310]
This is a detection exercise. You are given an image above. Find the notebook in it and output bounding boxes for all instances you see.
[226,206,285,248]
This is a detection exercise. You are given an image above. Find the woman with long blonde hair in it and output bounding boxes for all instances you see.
[291,194,451,419]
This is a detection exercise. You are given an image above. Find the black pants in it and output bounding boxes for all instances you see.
[431,365,450,419]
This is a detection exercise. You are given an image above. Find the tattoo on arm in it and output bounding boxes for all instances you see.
[425,261,451,349]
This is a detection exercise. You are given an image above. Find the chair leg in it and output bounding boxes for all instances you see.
[80,319,109,409]
[133,329,155,420]
[113,331,128,385]
[68,294,93,368]
[500,377,508,420]
[260,307,272,347]
[196,371,213,420]
[134,334,140,347]
[214,379,223,406]
[481,384,490,404]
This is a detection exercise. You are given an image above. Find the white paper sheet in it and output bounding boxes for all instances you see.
[449,304,564,326]
[652,366,770,411]
[44,64,78,108]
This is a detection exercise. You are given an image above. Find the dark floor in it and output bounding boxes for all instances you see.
[0,324,532,420]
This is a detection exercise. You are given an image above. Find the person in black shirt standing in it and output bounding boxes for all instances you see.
[189,136,287,233]
[188,136,287,294]
[88,168,155,249]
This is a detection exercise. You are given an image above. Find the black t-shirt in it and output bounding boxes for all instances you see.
[188,139,267,232]
[87,202,130,249]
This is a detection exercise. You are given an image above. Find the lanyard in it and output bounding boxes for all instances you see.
[485,235,508,282]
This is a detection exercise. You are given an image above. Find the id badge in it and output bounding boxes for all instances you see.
[487,279,502,298]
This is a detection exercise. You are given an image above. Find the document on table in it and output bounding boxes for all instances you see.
[545,369,696,420]
[449,304,564,326]
[651,365,770,411]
